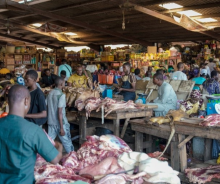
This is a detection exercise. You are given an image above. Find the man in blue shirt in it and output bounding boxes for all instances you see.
[0,85,63,184]
[58,59,72,79]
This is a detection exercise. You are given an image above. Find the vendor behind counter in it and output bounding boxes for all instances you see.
[117,62,136,102]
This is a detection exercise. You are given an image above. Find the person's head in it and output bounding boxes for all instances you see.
[5,73,12,80]
[156,69,164,75]
[200,63,205,69]
[24,70,38,87]
[153,73,164,86]
[146,71,152,78]
[209,58,214,63]
[200,69,208,78]
[211,70,218,80]
[45,69,51,77]
[76,65,83,76]
[0,61,4,68]
[134,68,140,76]
[8,85,30,117]
[62,59,67,64]
[123,62,131,74]
[190,90,201,104]
[177,62,184,71]
[60,70,66,79]
[82,64,87,71]
[148,66,152,72]
[55,77,64,89]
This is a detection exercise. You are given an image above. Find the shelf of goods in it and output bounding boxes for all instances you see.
[40,53,57,74]
[5,53,38,71]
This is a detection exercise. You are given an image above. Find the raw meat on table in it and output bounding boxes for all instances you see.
[84,97,102,118]
[79,157,123,176]
[199,114,220,127]
[77,135,132,169]
[185,165,220,184]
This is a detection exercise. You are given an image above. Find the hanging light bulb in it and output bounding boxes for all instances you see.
[122,9,125,30]
[7,28,10,35]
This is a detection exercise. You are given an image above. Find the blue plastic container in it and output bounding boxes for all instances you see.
[102,88,112,98]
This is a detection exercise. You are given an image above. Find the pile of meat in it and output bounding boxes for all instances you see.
[35,133,180,184]
[79,97,143,118]
[199,114,220,127]
[185,165,220,184]
[63,81,100,108]
[35,134,131,184]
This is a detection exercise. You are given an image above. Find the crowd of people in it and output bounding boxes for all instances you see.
[0,57,220,183]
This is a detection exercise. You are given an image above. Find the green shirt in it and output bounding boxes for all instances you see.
[0,114,59,184]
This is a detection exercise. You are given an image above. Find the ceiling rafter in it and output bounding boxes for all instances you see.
[0,32,59,48]
[127,2,220,41]
[6,1,153,47]
[162,2,220,13]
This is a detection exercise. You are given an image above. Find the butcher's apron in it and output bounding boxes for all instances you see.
[121,75,136,102]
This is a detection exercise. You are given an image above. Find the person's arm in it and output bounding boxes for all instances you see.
[58,94,66,136]
[50,141,63,164]
[58,108,65,136]
[118,74,136,92]
[25,111,47,118]
[118,83,136,92]
[67,76,73,87]
[33,128,63,164]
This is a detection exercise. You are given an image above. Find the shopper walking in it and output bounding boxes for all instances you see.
[46,77,74,153]
[24,70,47,126]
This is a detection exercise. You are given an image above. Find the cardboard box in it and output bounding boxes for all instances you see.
[147,46,157,54]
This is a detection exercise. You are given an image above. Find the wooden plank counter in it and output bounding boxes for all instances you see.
[130,118,220,173]
[78,107,154,144]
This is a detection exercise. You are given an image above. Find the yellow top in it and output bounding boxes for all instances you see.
[180,101,205,115]
[67,73,88,88]
[10,79,15,84]
[0,68,10,75]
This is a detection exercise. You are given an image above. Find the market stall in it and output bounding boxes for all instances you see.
[78,106,154,144]
[130,116,220,183]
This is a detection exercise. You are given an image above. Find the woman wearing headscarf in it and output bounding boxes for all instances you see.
[180,90,205,117]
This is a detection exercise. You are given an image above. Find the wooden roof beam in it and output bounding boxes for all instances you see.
[7,1,153,47]
[191,13,220,19]
[128,2,220,41]
[0,33,58,48]
[162,2,220,13]
[5,0,124,20]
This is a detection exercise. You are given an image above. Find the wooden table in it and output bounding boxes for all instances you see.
[78,107,153,144]
[130,118,220,173]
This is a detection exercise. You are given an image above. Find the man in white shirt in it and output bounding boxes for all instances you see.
[171,62,188,80]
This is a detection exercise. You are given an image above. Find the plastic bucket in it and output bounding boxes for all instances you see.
[107,75,114,85]
[95,127,113,136]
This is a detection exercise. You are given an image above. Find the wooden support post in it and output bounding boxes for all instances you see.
[135,131,143,152]
[146,135,154,153]
[178,135,194,148]
[178,134,187,172]
[79,116,87,144]
[171,141,180,171]
[113,119,120,137]
[204,138,212,161]
[120,118,130,138]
